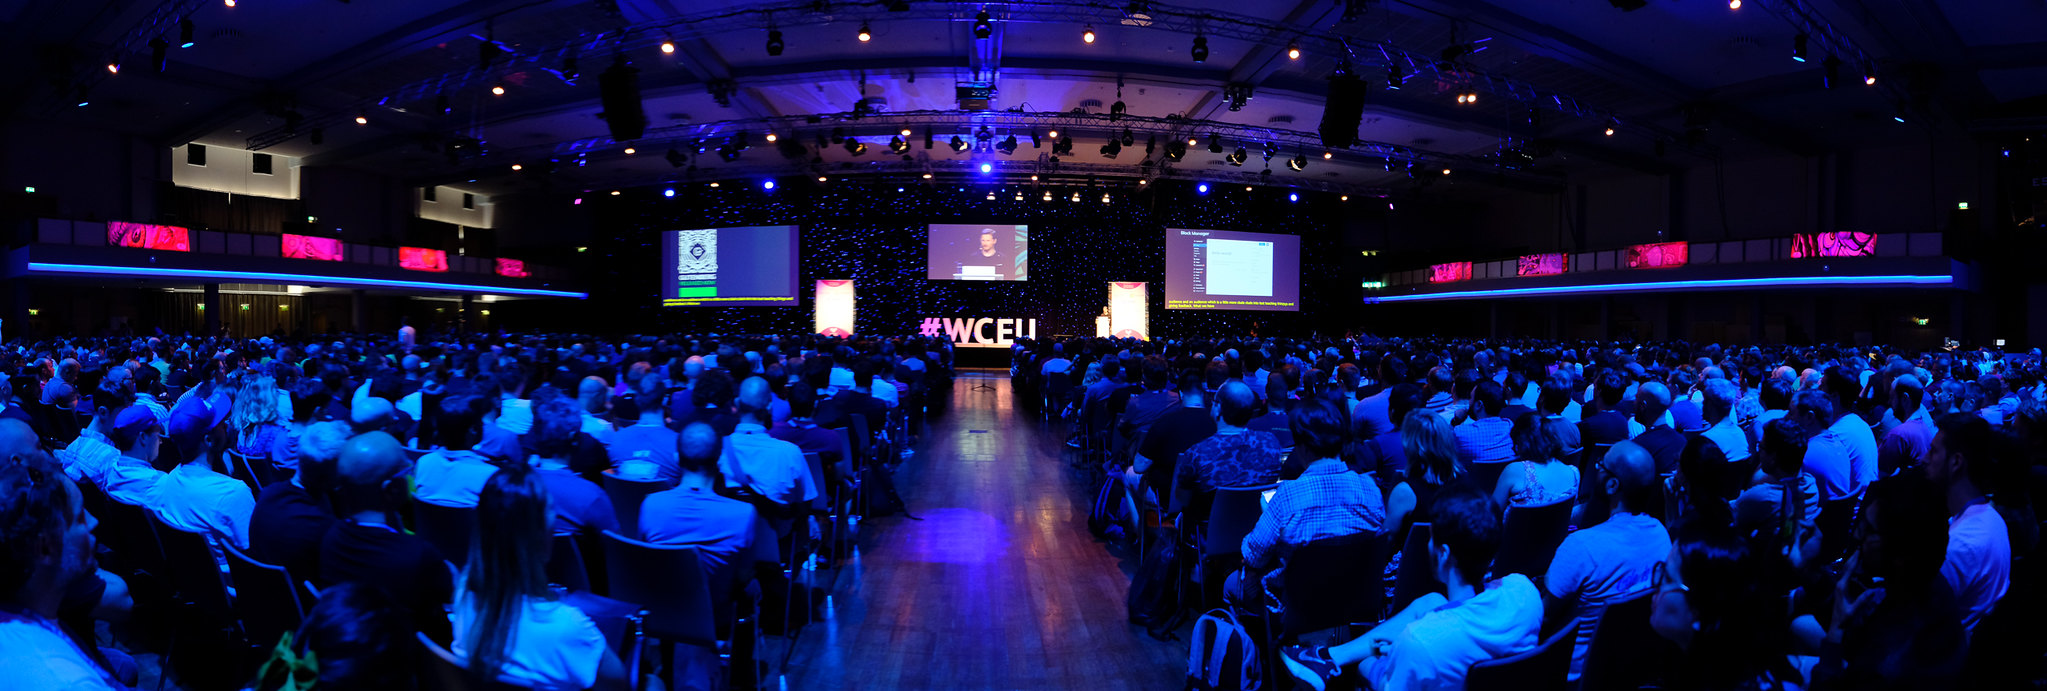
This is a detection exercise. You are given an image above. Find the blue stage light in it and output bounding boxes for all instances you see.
[1365,274,1953,303]
[27,262,589,298]
[663,189,675,197]
[980,163,993,173]
[763,180,776,190]
[1197,183,1209,194]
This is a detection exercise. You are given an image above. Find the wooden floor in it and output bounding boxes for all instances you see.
[778,373,1186,690]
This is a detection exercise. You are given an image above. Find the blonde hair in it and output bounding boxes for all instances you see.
[1401,409,1458,485]
[231,377,284,437]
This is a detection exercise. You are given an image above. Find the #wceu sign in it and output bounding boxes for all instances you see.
[919,317,1039,348]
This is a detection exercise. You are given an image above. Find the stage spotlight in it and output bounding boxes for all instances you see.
[150,37,169,72]
[766,30,785,56]
[1101,193,1111,204]
[492,82,506,96]
[857,22,872,42]
[1287,42,1301,60]
[179,18,196,48]
[1197,183,1209,194]
[1287,154,1307,171]
[660,38,675,54]
[889,136,909,154]
[949,135,969,152]
[107,62,120,75]
[354,112,368,125]
[663,188,675,197]
[1822,55,1842,88]
[1030,130,1042,148]
[1289,192,1299,202]
[1442,168,1451,175]
[1083,25,1096,44]
[1729,0,1740,8]
[666,149,686,167]
[996,135,1017,154]
[1119,128,1135,146]
[1164,140,1186,161]
[1892,101,1906,122]
[1100,139,1121,158]
[1145,134,1157,154]
[1263,142,1278,160]
[845,138,868,155]
[763,180,775,190]
[765,132,778,143]
[1228,147,1247,165]
[1191,35,1208,62]
[1245,186,1252,191]
[980,162,993,173]
[1792,33,1808,62]
[976,126,995,145]
[1110,100,1126,119]
[510,164,522,171]
[818,176,829,182]
[1053,136,1073,155]
[1043,191,1053,201]
[1323,151,1333,160]
[1208,135,1224,154]
[1386,64,1403,89]
[624,147,636,155]
[973,11,993,38]
[1863,66,1876,85]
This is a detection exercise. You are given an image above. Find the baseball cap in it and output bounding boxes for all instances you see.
[112,405,159,440]
[166,391,231,455]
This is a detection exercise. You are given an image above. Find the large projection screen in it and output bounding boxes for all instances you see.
[660,226,801,306]
[927,224,1029,281]
[1163,228,1301,311]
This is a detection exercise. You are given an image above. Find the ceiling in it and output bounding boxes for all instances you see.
[4,0,2044,199]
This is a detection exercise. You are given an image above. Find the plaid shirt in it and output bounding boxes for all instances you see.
[1175,429,1284,496]
[1241,458,1385,569]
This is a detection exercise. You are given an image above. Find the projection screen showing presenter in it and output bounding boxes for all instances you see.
[927,223,1029,281]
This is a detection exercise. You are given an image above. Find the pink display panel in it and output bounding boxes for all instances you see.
[399,247,449,272]
[495,258,529,278]
[1517,253,1568,276]
[108,222,190,251]
[1791,232,1877,258]
[1429,262,1473,283]
[1625,242,1689,269]
[282,234,344,261]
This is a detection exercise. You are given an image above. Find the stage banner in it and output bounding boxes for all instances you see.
[814,280,855,336]
[1108,282,1149,340]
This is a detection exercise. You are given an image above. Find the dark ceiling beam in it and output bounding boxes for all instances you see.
[1391,0,1821,156]
[159,0,524,147]
[305,57,1683,176]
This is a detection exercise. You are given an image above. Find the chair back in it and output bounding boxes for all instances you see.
[410,498,477,568]
[1202,484,1275,559]
[1044,371,1072,402]
[849,413,874,461]
[599,531,719,648]
[1815,494,1860,564]
[1493,499,1574,578]
[224,543,306,649]
[1579,591,1680,691]
[87,488,168,578]
[803,452,830,513]
[147,514,236,618]
[599,472,673,540]
[1268,428,1295,450]
[1277,531,1390,638]
[225,450,264,495]
[1466,622,1580,691]
[544,533,592,593]
[416,631,531,691]
[1392,522,1436,612]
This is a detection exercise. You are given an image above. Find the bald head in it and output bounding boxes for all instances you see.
[737,376,772,413]
[336,431,407,489]
[1217,380,1258,427]
[1634,381,1672,424]
[678,422,721,476]
[0,418,39,460]
[578,376,610,414]
[1601,440,1659,513]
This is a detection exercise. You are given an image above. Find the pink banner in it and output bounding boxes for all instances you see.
[1517,253,1567,276]
[1626,242,1689,269]
[108,222,190,251]
[1429,262,1472,283]
[399,247,449,272]
[495,258,529,278]
[282,234,343,261]
[1791,232,1877,258]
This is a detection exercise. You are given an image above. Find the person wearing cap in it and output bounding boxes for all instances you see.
[319,431,454,643]
[72,406,167,506]
[150,393,255,550]
[250,420,349,580]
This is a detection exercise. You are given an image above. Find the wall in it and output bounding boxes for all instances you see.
[1,121,157,223]
[301,166,411,245]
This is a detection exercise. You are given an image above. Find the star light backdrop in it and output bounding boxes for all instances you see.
[583,181,1358,339]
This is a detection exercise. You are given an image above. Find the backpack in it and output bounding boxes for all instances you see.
[1186,608,1261,691]
[860,463,911,519]
[1126,526,1186,639]
[1088,475,1125,539]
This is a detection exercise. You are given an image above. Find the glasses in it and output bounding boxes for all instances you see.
[1651,562,1689,594]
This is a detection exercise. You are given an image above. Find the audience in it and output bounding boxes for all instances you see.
[1173,381,1284,502]
[1879,374,1933,475]
[1651,518,1801,691]
[523,396,618,537]
[639,422,759,599]
[607,374,680,481]
[250,420,350,579]
[0,451,125,690]
[1491,412,1579,509]
[1384,408,1459,543]
[412,394,502,508]
[252,581,416,691]
[320,431,454,642]
[1926,413,2011,634]
[1545,440,1669,681]
[1234,397,1384,599]
[1454,380,1515,472]
[151,395,255,550]
[1632,381,1687,474]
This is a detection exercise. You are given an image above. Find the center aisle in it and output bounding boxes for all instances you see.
[781,373,1186,690]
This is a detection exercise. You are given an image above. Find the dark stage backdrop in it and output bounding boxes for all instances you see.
[580,181,1355,339]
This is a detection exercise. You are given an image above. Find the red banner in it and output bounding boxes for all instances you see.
[495,258,529,278]
[282,234,343,261]
[1517,253,1568,276]
[108,222,190,251]
[399,247,449,272]
[1625,242,1688,269]
[1429,262,1472,283]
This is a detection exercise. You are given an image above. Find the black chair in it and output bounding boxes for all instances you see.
[225,450,264,495]
[1197,484,1273,605]
[1043,370,1072,420]
[1275,531,1390,640]
[85,487,168,579]
[147,514,238,629]
[803,451,847,569]
[1578,591,1680,691]
[416,631,532,691]
[1492,499,1574,579]
[1466,621,1580,691]
[599,472,673,540]
[1392,523,1436,613]
[224,543,306,650]
[411,498,476,568]
[1815,494,1860,564]
[599,531,721,650]
[545,533,592,594]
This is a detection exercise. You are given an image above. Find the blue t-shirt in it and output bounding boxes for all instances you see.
[1544,512,1672,680]
[605,424,680,481]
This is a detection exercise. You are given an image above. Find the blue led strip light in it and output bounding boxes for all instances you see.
[27,262,589,299]
[1365,274,1952,303]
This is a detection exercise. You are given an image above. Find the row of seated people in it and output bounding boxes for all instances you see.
[0,329,947,690]
[1016,336,2041,691]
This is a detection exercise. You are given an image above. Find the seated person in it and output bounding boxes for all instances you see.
[721,377,817,513]
[1733,419,1821,569]
[1280,482,1543,690]
[452,463,628,690]
[251,582,417,691]
[1544,441,1669,681]
[606,376,680,481]
[640,422,759,599]
[1173,381,1284,506]
[1491,412,1579,510]
[319,431,454,643]
[523,396,617,537]
[1231,397,1385,602]
[251,420,352,579]
[412,395,502,508]
[0,451,127,690]
[1650,519,1802,690]
[152,396,255,550]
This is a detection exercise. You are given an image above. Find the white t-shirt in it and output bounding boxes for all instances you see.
[1366,573,1544,691]
[1545,513,1670,680]
[496,397,534,435]
[0,610,123,690]
[1942,501,2011,634]
[451,592,607,691]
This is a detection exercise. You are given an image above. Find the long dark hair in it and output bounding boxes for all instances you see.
[1668,519,1797,690]
[461,462,554,687]
[255,581,415,691]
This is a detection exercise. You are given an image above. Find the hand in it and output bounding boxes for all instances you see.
[1828,554,1881,637]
